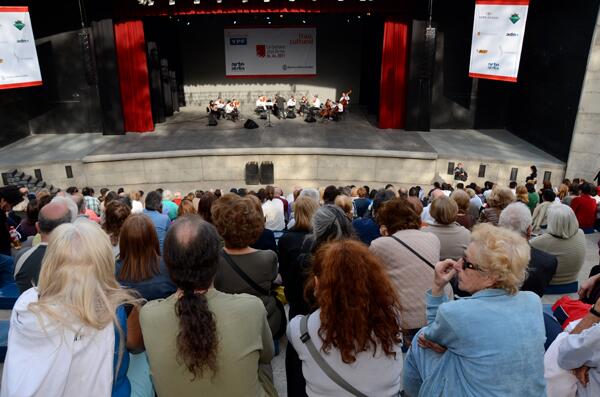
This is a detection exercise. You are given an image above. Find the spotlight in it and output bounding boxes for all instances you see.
[242,0,248,2]
[264,0,271,3]
[266,16,270,20]
[233,20,238,24]
[148,0,154,5]
[194,0,200,4]
[217,0,222,3]
[302,20,306,24]
[169,0,175,5]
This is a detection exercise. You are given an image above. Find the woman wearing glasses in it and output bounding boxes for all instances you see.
[404,223,546,397]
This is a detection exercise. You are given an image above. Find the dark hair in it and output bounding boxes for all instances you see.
[433,182,441,189]
[66,186,78,194]
[363,185,370,195]
[530,165,538,175]
[163,217,220,378]
[119,214,160,282]
[211,194,264,248]
[525,183,536,193]
[0,185,24,207]
[542,189,556,203]
[214,189,221,198]
[82,187,93,196]
[581,182,595,195]
[377,198,421,233]
[238,188,247,197]
[100,188,109,196]
[265,185,275,201]
[177,198,197,217]
[103,201,131,243]
[145,191,163,212]
[456,183,465,190]
[509,181,518,189]
[229,188,239,195]
[369,189,377,200]
[408,186,420,197]
[372,189,396,215]
[117,187,125,194]
[198,192,217,224]
[385,184,394,190]
[104,191,120,207]
[25,199,40,224]
[323,185,339,204]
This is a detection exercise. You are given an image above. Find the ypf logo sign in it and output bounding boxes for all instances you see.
[509,13,520,24]
[13,20,25,31]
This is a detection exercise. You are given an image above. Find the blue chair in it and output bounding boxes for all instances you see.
[0,319,10,362]
[544,281,578,295]
[582,227,596,235]
[0,283,19,310]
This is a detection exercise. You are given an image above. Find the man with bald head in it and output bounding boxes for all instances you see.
[14,201,72,294]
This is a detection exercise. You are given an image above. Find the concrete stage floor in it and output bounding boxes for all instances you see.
[0,107,564,169]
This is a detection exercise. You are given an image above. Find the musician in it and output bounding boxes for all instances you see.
[225,100,238,121]
[311,95,321,110]
[298,96,309,115]
[215,98,226,119]
[255,96,267,111]
[274,94,286,119]
[287,95,296,109]
[339,90,352,111]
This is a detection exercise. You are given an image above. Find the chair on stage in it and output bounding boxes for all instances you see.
[255,107,267,120]
[286,107,297,119]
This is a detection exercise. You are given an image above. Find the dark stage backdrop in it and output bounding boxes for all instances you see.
[170,15,364,108]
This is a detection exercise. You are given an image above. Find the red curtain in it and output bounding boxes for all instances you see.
[378,18,409,129]
[114,20,154,133]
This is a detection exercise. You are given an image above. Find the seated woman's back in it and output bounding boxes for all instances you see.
[287,240,403,397]
[140,217,275,397]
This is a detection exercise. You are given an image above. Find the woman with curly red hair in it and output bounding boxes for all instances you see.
[287,239,404,396]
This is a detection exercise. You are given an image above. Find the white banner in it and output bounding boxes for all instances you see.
[224,27,316,77]
[0,6,42,89]
[469,1,529,82]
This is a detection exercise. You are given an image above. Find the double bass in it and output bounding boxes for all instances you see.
[320,99,334,118]
[340,89,352,107]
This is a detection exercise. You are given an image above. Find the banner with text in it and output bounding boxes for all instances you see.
[0,6,42,89]
[469,0,529,82]
[224,27,316,77]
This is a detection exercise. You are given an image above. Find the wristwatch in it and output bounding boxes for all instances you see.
[590,305,600,318]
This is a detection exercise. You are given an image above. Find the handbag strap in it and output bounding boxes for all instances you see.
[300,314,369,397]
[221,251,270,296]
[388,235,435,270]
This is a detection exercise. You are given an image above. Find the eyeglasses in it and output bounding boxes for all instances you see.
[462,256,482,272]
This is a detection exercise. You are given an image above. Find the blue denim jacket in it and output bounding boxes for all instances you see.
[406,289,546,397]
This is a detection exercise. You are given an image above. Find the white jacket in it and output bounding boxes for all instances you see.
[1,288,115,397]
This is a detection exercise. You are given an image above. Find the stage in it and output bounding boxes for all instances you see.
[0,107,565,193]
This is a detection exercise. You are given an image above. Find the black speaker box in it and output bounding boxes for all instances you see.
[208,113,218,126]
[260,162,274,185]
[244,119,259,129]
[245,162,260,185]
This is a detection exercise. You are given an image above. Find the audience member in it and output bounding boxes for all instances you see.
[427,196,470,261]
[499,202,558,296]
[532,189,557,232]
[450,189,475,230]
[322,185,339,205]
[370,198,452,347]
[352,189,395,245]
[103,201,131,259]
[571,182,598,232]
[288,240,404,396]
[465,187,482,220]
[262,185,286,231]
[16,199,39,241]
[526,182,540,213]
[248,194,278,255]
[128,191,144,214]
[479,186,515,226]
[197,191,217,223]
[334,194,353,220]
[421,189,445,225]
[140,217,276,396]
[71,193,100,223]
[353,187,370,218]
[176,198,197,217]
[530,204,586,286]
[14,201,72,294]
[562,183,579,206]
[404,224,546,396]
[2,220,139,396]
[82,186,100,216]
[0,185,25,256]
[143,191,170,253]
[212,194,284,339]
[285,205,354,396]
[161,190,178,221]
[116,214,176,301]
[557,183,569,202]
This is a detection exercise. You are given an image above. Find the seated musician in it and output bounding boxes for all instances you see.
[255,96,267,113]
[225,101,239,121]
[311,95,321,111]
[320,99,335,119]
[287,95,296,109]
[298,96,308,115]
[215,98,226,119]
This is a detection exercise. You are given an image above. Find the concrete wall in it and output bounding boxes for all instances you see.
[9,151,564,196]
[178,16,363,112]
[566,11,600,181]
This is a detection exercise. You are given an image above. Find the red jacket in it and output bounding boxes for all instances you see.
[571,194,597,228]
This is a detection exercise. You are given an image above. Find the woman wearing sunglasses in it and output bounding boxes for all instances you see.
[403,223,546,397]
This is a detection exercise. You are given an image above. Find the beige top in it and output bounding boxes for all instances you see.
[140,289,273,397]
[530,230,587,285]
[426,223,471,261]
[370,229,452,329]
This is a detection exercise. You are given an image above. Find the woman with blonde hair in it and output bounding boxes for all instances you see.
[129,191,144,213]
[515,185,529,205]
[1,220,139,397]
[334,194,354,220]
[404,223,545,396]
[176,198,197,217]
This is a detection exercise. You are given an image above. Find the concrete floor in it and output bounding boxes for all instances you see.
[0,107,563,169]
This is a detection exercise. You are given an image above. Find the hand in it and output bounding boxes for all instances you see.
[572,366,590,386]
[578,274,600,300]
[417,334,447,354]
[433,259,457,296]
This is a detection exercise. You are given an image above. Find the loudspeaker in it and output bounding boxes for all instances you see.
[260,161,274,184]
[543,171,552,183]
[245,162,260,185]
[510,168,518,182]
[208,113,218,126]
[447,162,455,175]
[478,164,486,178]
[65,165,74,179]
[244,119,259,129]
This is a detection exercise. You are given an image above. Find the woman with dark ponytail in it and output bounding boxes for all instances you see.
[139,217,277,396]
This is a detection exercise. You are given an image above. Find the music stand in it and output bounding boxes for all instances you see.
[265,108,273,127]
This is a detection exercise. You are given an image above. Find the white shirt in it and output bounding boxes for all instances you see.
[287,98,296,107]
[340,95,350,103]
[313,98,321,108]
[216,102,225,109]
[1,288,115,397]
[131,199,144,214]
[225,103,235,114]
[337,103,344,112]
[288,310,403,397]
[262,199,285,231]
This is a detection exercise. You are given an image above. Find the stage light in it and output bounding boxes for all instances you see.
[233,20,238,24]
[169,0,175,5]
[302,20,306,24]
[193,0,200,4]
[266,16,270,20]
[148,0,154,5]
[264,0,270,3]
[217,0,222,3]
[242,0,248,2]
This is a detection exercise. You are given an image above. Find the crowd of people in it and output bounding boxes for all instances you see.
[0,169,599,396]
